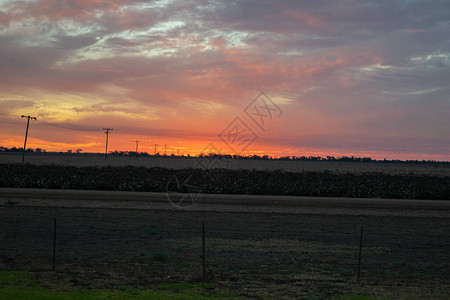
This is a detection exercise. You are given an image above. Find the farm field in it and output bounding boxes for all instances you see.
[1,188,450,217]
[1,158,449,299]
[2,163,449,200]
[1,188,449,299]
[1,152,449,176]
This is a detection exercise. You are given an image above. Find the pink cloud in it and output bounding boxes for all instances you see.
[280,9,327,29]
[405,29,427,33]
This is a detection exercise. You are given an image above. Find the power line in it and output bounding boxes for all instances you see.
[1,113,100,132]
[103,128,113,160]
[21,115,37,163]
[135,139,139,159]
[2,113,166,156]
[38,121,100,132]
[0,113,22,118]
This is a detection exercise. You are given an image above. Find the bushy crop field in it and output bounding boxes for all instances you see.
[0,163,449,200]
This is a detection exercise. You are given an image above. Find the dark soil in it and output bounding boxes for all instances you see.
[1,205,449,298]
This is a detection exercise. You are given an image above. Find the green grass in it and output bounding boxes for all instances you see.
[303,296,321,300]
[0,271,35,286]
[1,271,440,300]
[151,252,169,262]
[0,271,240,300]
[0,287,239,300]
[337,295,395,300]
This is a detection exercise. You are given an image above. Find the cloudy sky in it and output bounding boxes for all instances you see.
[0,0,449,160]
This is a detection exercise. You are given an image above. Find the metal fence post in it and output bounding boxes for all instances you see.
[357,226,363,283]
[53,218,57,271]
[202,222,206,280]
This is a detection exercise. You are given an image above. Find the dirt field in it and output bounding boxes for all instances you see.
[1,188,450,217]
[1,188,449,299]
[1,152,449,176]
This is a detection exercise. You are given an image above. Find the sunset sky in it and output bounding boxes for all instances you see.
[0,0,449,160]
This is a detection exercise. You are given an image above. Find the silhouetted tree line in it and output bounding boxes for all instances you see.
[200,153,449,164]
[0,146,46,153]
[0,146,448,164]
[0,164,448,200]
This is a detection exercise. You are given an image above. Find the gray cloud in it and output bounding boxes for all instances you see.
[53,35,99,50]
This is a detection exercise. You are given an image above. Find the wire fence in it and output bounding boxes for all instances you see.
[1,207,449,286]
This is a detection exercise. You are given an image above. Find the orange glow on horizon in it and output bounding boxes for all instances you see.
[1,131,448,162]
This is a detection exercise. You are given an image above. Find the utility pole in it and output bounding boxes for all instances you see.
[103,128,113,160]
[135,139,139,159]
[21,115,37,163]
[164,144,167,156]
[153,144,158,155]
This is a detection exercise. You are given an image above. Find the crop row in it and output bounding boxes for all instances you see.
[0,164,449,200]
